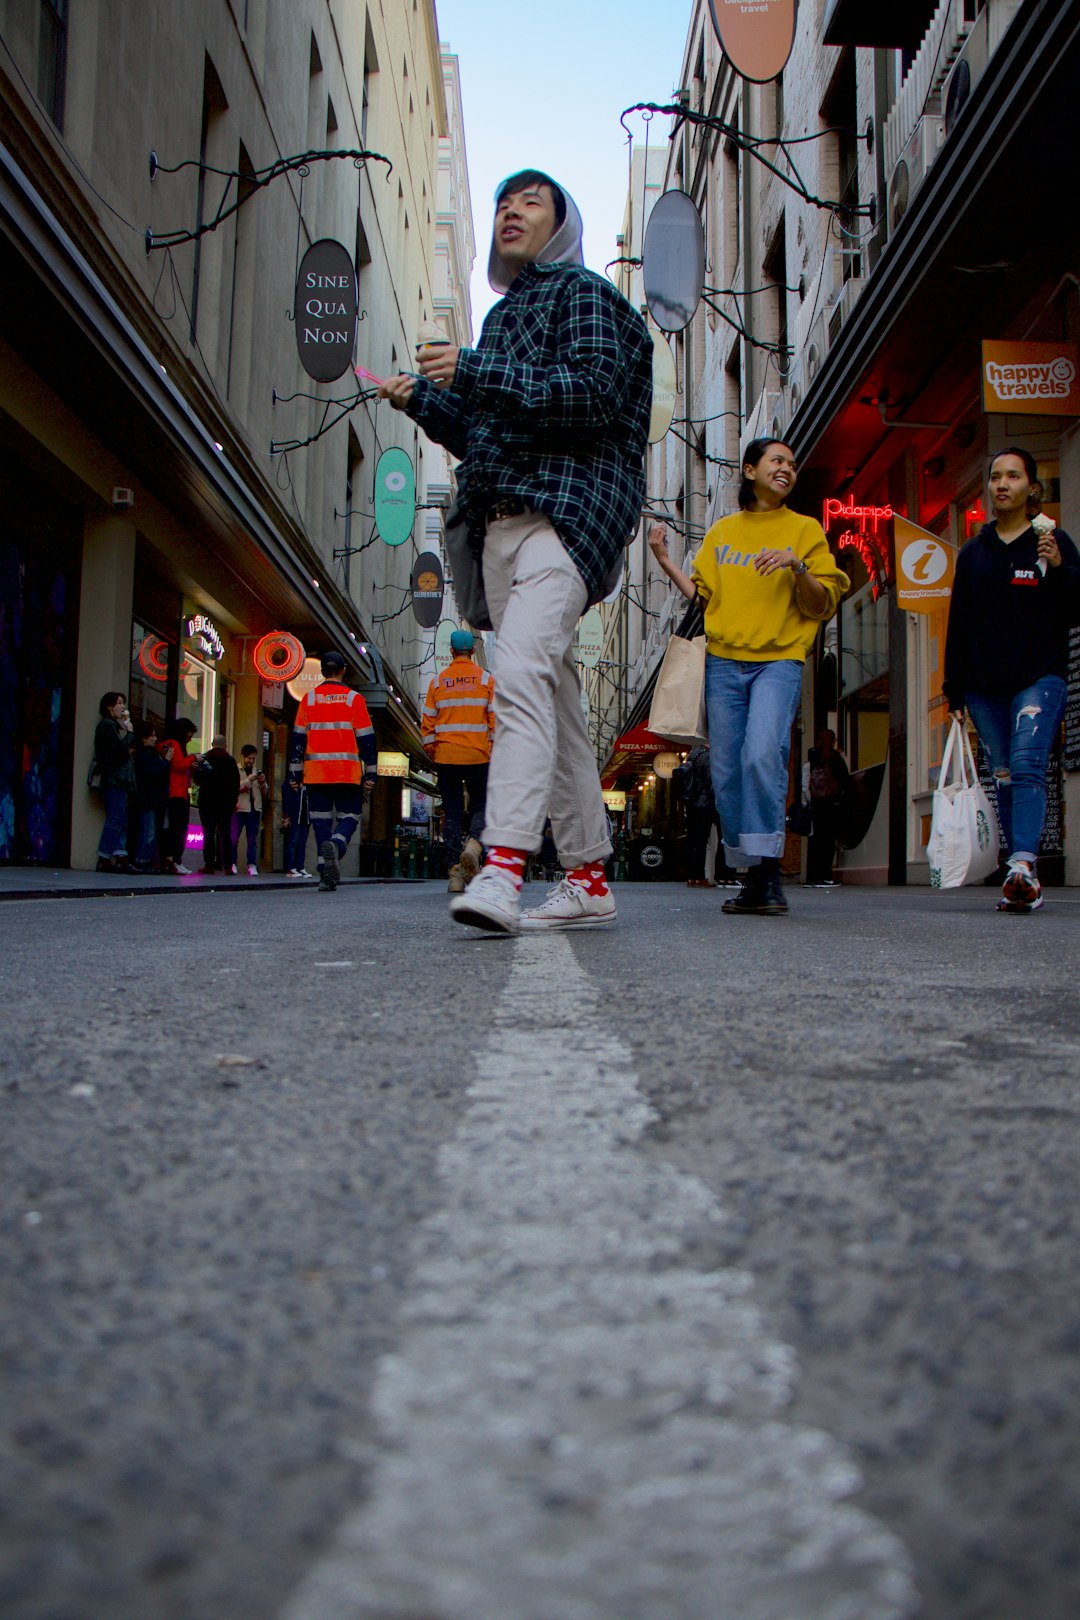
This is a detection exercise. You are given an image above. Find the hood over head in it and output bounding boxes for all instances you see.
[488,171,584,295]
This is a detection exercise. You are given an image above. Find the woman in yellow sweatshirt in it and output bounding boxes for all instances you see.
[650,438,848,915]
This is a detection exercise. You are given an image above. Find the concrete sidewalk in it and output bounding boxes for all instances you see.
[0,867,423,901]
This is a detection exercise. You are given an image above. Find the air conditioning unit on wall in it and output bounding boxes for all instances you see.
[943,8,992,137]
[888,115,943,234]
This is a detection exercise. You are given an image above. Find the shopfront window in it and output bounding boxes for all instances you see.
[840,583,889,703]
[177,651,217,754]
[129,621,175,732]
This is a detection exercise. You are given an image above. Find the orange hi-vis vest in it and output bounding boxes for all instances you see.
[293,681,376,786]
[422,655,495,765]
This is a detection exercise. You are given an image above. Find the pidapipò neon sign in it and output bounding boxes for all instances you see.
[823,497,893,601]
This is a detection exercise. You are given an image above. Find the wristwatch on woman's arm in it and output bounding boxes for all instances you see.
[791,558,809,576]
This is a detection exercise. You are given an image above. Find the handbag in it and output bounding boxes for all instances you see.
[927,716,1000,888]
[443,499,493,632]
[648,599,707,745]
[786,797,813,837]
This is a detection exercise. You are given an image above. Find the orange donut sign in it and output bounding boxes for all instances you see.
[707,0,798,83]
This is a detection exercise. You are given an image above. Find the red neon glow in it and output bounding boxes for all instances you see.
[837,528,890,601]
[823,496,894,532]
[137,635,170,681]
[965,496,986,537]
[253,631,305,683]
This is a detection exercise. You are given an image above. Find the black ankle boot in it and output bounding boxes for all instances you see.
[758,857,788,915]
[721,865,766,914]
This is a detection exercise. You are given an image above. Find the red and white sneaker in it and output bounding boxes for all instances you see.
[519,877,617,930]
[999,859,1043,912]
[449,866,521,934]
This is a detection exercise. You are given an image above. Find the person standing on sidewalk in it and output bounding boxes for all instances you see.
[92,692,136,873]
[944,447,1080,913]
[422,629,495,894]
[233,745,267,876]
[675,744,721,888]
[803,729,850,888]
[380,169,652,933]
[159,718,198,874]
[289,651,377,892]
[195,736,240,874]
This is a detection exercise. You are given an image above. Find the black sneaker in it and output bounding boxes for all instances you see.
[319,840,340,891]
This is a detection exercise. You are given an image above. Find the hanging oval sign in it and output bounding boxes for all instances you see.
[706,0,798,83]
[411,551,444,628]
[649,331,677,443]
[374,447,415,545]
[575,607,605,670]
[434,619,457,674]
[642,191,705,334]
[294,239,358,383]
[286,656,323,703]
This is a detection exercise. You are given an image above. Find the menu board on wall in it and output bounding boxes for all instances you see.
[1064,627,1080,772]
[977,736,1063,856]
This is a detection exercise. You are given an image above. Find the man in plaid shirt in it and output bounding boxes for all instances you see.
[381,170,652,934]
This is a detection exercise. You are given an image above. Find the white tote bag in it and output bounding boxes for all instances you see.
[927,716,1000,889]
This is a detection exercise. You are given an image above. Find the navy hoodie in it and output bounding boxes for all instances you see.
[943,522,1080,708]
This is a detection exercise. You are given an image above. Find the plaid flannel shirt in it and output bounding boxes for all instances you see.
[407,261,653,604]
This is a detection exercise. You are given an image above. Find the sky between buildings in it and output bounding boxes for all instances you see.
[436,0,684,330]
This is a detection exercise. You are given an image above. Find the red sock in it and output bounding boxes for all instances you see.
[567,863,609,896]
[486,846,528,890]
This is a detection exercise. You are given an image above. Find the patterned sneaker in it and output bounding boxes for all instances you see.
[173,862,191,875]
[319,840,340,891]
[519,877,617,930]
[1001,859,1041,910]
[247,864,258,877]
[449,866,521,934]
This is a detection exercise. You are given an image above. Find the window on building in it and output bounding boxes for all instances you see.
[362,16,378,144]
[344,429,364,595]
[764,221,789,371]
[820,48,861,283]
[4,0,69,125]
[724,341,742,468]
[190,55,229,349]
[226,143,258,404]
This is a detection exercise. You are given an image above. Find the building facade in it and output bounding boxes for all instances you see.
[601,0,1080,885]
[0,0,472,870]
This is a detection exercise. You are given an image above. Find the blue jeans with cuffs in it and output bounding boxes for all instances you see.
[705,655,803,867]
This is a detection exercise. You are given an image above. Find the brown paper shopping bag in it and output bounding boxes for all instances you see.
[647,634,707,745]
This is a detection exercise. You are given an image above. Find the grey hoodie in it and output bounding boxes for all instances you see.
[487,175,585,295]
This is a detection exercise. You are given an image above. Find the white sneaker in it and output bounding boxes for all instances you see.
[173,862,191,875]
[1001,859,1042,911]
[519,877,617,930]
[247,864,258,876]
[449,866,521,934]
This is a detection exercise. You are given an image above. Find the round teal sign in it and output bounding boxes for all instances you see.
[374,448,415,546]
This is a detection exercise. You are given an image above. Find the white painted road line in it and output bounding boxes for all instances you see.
[283,933,917,1620]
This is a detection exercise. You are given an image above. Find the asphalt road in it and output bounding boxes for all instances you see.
[1,880,1078,1619]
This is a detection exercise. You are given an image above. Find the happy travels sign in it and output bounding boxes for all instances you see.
[981,340,1080,416]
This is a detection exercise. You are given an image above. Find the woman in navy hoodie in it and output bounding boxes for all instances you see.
[944,447,1080,912]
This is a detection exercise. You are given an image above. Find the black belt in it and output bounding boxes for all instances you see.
[486,496,528,523]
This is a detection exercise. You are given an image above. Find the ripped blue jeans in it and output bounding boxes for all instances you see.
[966,676,1066,862]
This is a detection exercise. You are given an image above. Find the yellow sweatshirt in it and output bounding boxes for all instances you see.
[690,506,849,663]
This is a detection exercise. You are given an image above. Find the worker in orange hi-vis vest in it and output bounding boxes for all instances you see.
[289,650,377,891]
[422,629,495,894]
